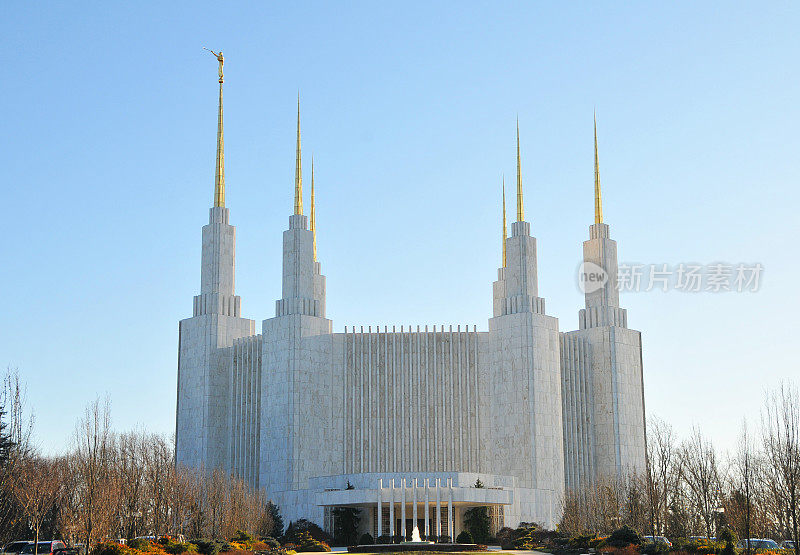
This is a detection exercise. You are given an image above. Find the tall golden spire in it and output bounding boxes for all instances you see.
[502,175,507,267]
[516,118,524,222]
[311,156,317,261]
[204,48,226,208]
[294,94,303,215]
[593,111,603,224]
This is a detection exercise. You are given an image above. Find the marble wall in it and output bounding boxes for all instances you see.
[341,325,482,475]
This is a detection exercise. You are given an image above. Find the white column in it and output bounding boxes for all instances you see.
[412,478,418,532]
[448,478,453,542]
[389,479,395,539]
[435,478,441,540]
[377,478,383,539]
[401,478,406,540]
[424,478,430,540]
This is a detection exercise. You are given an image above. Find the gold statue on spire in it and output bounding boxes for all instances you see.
[311,156,317,261]
[502,175,507,268]
[516,118,524,222]
[204,48,225,208]
[594,111,603,225]
[294,95,303,215]
[204,47,224,83]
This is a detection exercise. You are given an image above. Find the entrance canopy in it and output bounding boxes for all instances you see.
[313,471,515,507]
[313,472,515,540]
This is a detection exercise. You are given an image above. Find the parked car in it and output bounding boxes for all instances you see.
[736,539,780,550]
[19,542,67,555]
[642,536,672,547]
[2,542,32,555]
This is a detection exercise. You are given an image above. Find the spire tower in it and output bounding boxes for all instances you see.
[212,51,225,208]
[311,157,317,261]
[294,95,303,215]
[516,118,524,222]
[594,112,603,225]
[502,175,507,268]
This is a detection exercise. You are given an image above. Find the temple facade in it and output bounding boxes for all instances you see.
[175,67,647,538]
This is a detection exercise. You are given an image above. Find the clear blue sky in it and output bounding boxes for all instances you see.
[2,2,798,455]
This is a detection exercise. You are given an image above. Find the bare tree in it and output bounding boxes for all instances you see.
[73,397,116,548]
[646,416,678,536]
[558,472,646,535]
[114,431,145,539]
[0,367,36,545]
[55,457,82,547]
[729,420,757,553]
[2,367,35,452]
[142,433,174,536]
[0,384,284,549]
[760,460,787,539]
[206,468,229,539]
[680,428,722,538]
[11,456,64,555]
[763,383,800,555]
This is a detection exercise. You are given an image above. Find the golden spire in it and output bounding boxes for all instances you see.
[594,111,603,224]
[204,48,226,208]
[502,175,507,267]
[294,94,303,215]
[516,118,524,222]
[311,156,317,261]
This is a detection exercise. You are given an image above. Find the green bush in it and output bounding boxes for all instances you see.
[164,543,195,555]
[719,529,737,544]
[375,535,391,544]
[607,526,642,548]
[456,531,474,544]
[189,540,222,555]
[358,534,373,545]
[512,529,535,549]
[508,524,564,550]
[495,527,516,550]
[92,544,127,555]
[231,531,254,543]
[260,537,280,549]
[671,538,690,551]
[569,533,597,550]
[464,506,491,544]
[438,535,451,543]
[642,541,671,555]
[127,540,152,552]
[293,532,330,553]
[284,520,333,545]
[718,528,737,555]
[552,537,570,547]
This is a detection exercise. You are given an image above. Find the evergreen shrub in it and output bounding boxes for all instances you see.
[456,531,474,544]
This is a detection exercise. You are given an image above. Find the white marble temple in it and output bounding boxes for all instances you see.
[176,154,646,537]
